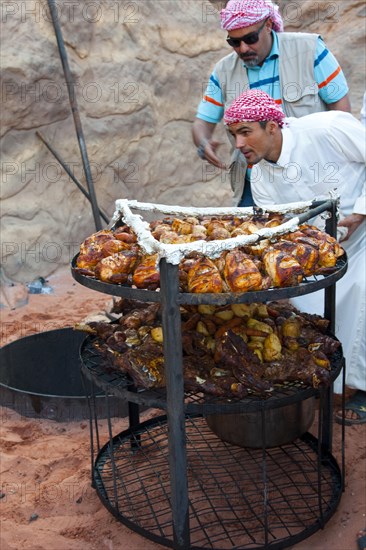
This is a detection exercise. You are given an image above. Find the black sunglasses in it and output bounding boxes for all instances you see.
[226,19,268,47]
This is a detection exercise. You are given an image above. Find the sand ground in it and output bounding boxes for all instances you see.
[0,268,365,550]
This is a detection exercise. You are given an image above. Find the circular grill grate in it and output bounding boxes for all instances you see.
[94,415,341,549]
[80,336,344,414]
[71,255,347,305]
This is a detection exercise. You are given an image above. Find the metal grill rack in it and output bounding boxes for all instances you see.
[92,415,342,550]
[72,255,347,306]
[80,336,344,414]
[73,200,347,549]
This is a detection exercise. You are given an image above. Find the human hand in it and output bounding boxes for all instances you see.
[200,139,228,170]
[338,213,365,241]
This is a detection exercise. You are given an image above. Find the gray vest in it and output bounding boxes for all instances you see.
[215,32,327,204]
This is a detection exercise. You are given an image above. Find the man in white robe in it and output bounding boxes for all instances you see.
[224,89,366,424]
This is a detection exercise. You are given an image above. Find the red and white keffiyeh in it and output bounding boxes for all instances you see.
[224,90,285,126]
[220,0,284,32]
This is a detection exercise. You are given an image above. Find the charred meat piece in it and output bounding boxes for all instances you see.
[116,338,166,389]
[159,230,181,243]
[235,220,260,235]
[79,230,114,255]
[297,327,341,356]
[76,230,116,272]
[219,331,272,395]
[76,251,102,273]
[297,311,330,333]
[104,331,128,353]
[151,223,173,240]
[111,297,155,315]
[206,220,232,240]
[183,355,248,399]
[74,320,119,340]
[181,330,214,357]
[113,226,138,244]
[171,218,197,235]
[118,303,160,329]
[100,239,131,256]
[74,321,129,354]
[262,349,330,388]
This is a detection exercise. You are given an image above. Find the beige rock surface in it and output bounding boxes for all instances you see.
[1,0,365,282]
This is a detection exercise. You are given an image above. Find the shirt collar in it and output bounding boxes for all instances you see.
[266,123,294,167]
[266,31,279,60]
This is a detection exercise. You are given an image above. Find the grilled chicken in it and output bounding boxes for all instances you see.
[77,216,344,292]
[187,256,223,293]
[132,254,160,290]
[262,249,303,287]
[273,240,319,276]
[94,249,140,284]
[223,250,263,292]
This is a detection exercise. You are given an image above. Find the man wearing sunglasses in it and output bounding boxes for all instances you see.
[192,0,351,207]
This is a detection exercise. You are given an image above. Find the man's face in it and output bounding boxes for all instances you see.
[228,121,276,164]
[226,19,273,67]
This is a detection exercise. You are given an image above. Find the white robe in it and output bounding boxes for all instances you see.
[250,111,366,393]
[291,221,366,393]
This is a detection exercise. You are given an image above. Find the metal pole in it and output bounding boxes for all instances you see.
[47,0,102,231]
[160,259,190,549]
[321,199,338,453]
[36,131,109,224]
[324,199,338,331]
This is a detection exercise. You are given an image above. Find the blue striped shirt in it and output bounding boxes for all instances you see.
[196,32,349,123]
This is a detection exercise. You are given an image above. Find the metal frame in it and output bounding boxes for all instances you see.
[73,199,346,549]
[87,413,343,549]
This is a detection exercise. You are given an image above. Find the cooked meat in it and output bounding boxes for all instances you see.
[132,254,160,290]
[78,216,343,293]
[219,331,272,395]
[94,249,140,284]
[116,338,166,389]
[187,257,223,293]
[113,226,138,244]
[111,297,154,314]
[79,230,114,255]
[75,320,119,340]
[78,296,340,395]
[262,249,303,287]
[118,303,160,330]
[223,250,263,292]
[273,240,319,276]
[264,347,331,388]
[183,355,248,399]
[171,218,196,235]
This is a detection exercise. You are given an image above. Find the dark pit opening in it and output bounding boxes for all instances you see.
[0,328,128,422]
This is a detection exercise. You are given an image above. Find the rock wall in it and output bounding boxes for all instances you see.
[1,0,365,282]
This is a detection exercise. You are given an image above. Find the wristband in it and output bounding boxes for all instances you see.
[197,138,208,159]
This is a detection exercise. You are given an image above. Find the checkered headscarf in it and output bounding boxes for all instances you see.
[220,0,284,32]
[224,90,286,126]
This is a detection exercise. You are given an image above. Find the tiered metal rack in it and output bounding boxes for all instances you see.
[72,200,346,549]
